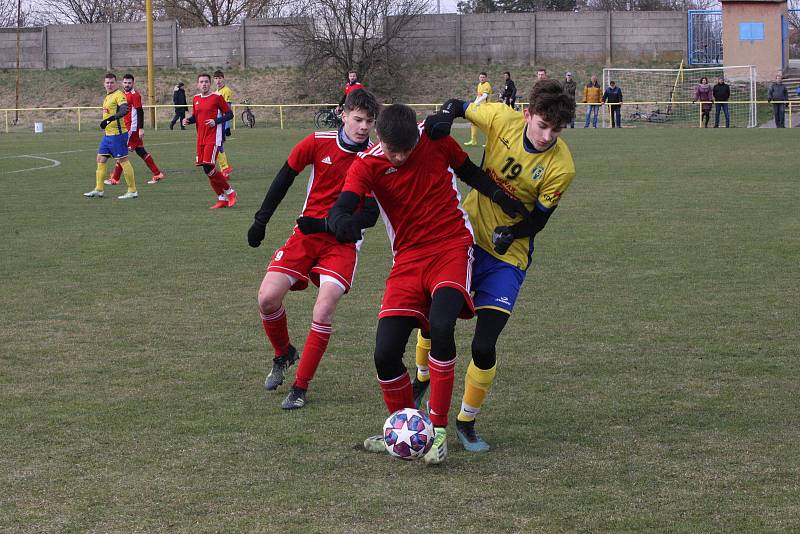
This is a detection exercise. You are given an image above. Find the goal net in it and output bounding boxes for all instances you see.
[601,65,757,128]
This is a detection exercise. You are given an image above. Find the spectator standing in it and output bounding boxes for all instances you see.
[562,72,577,128]
[602,80,623,128]
[170,82,188,130]
[768,73,788,128]
[536,67,547,81]
[712,76,730,128]
[583,75,602,128]
[501,71,517,108]
[693,76,713,128]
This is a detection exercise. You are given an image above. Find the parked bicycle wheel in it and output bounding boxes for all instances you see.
[241,109,255,128]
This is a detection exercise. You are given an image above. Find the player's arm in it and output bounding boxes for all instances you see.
[297,195,379,236]
[492,203,556,255]
[453,157,529,220]
[423,98,467,139]
[100,103,129,129]
[131,106,143,132]
[247,161,301,247]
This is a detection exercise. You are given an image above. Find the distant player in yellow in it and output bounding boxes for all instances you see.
[213,69,234,177]
[464,71,492,146]
[419,79,577,451]
[84,72,138,199]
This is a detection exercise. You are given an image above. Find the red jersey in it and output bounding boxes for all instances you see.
[191,92,231,146]
[123,89,142,132]
[344,81,364,95]
[288,130,371,219]
[343,127,473,258]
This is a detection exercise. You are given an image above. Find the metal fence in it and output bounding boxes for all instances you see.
[688,10,723,66]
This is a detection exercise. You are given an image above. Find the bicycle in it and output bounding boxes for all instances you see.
[314,106,343,129]
[240,99,256,128]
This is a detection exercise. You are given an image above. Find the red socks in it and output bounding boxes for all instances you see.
[427,356,456,427]
[260,305,289,357]
[142,153,161,174]
[111,162,123,182]
[207,170,229,196]
[293,321,332,390]
[378,373,414,413]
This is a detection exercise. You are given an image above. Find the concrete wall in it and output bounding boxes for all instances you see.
[0,28,45,68]
[0,12,688,70]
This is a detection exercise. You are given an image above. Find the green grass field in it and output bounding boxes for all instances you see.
[2,126,799,531]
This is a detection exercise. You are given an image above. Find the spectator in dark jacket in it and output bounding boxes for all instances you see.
[712,76,730,128]
[563,72,577,128]
[602,80,623,128]
[768,73,789,128]
[170,83,188,130]
[693,76,713,128]
[501,71,517,108]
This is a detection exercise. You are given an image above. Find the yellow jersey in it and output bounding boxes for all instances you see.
[463,102,576,270]
[102,89,128,136]
[476,81,492,98]
[216,85,233,103]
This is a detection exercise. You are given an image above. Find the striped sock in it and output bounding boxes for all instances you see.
[142,153,161,175]
[378,373,414,413]
[260,305,289,357]
[293,321,332,390]
[428,355,457,427]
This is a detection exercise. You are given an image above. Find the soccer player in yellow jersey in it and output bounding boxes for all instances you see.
[419,79,577,451]
[213,70,234,177]
[84,73,138,199]
[464,72,492,146]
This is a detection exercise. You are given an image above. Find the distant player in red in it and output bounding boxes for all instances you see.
[247,89,381,410]
[183,73,237,209]
[319,104,528,464]
[105,73,165,186]
[336,70,364,112]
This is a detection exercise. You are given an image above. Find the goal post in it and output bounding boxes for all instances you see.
[601,65,757,128]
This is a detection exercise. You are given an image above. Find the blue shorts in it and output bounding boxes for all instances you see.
[471,245,526,315]
[98,133,128,159]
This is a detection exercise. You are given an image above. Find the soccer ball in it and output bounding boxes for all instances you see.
[383,408,435,460]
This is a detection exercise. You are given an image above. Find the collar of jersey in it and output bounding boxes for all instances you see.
[337,126,369,153]
[522,126,555,154]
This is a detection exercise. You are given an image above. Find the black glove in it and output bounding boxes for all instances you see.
[296,216,328,235]
[492,190,530,219]
[100,119,111,130]
[247,221,266,248]
[492,226,514,255]
[334,216,362,243]
[225,127,231,137]
[423,99,464,140]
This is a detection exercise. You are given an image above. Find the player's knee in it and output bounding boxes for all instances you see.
[471,337,497,369]
[311,299,337,325]
[257,288,282,315]
[428,314,456,345]
[202,164,215,175]
[374,342,405,381]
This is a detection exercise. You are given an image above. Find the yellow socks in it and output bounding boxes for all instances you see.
[95,161,107,192]
[216,151,229,170]
[120,159,136,192]
[457,360,497,422]
[469,125,478,144]
[415,330,431,382]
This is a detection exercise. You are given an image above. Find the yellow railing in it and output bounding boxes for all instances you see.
[593,101,796,128]
[1,101,797,133]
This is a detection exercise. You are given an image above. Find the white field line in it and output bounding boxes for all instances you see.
[1,155,61,174]
[0,139,195,160]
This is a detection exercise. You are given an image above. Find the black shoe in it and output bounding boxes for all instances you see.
[412,375,430,409]
[281,386,306,409]
[264,344,299,390]
[455,419,490,452]
[169,124,174,130]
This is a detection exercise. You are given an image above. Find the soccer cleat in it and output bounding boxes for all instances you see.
[147,172,165,184]
[412,376,430,409]
[83,189,104,198]
[209,200,228,209]
[464,141,477,146]
[281,386,307,410]
[363,435,386,453]
[104,178,120,185]
[455,419,490,452]
[221,166,233,178]
[117,191,138,200]
[264,344,299,390]
[423,427,448,464]
[226,190,238,208]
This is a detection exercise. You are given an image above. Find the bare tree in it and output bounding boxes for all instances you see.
[158,0,287,27]
[37,0,145,24]
[282,0,430,95]
[0,0,45,27]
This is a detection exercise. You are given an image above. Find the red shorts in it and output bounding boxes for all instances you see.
[267,229,358,292]
[127,130,143,150]
[195,143,219,166]
[379,244,475,330]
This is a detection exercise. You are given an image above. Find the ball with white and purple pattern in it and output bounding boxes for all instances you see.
[383,408,435,460]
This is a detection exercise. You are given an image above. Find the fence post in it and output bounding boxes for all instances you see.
[41,26,48,70]
[154,107,158,131]
[5,110,8,133]
[455,15,462,66]
[606,11,612,66]
[280,106,284,129]
[789,102,793,128]
[106,23,112,70]
[172,20,178,68]
[232,105,237,130]
[529,13,536,66]
[77,108,81,132]
[241,19,247,68]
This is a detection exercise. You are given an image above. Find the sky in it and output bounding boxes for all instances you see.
[432,0,461,13]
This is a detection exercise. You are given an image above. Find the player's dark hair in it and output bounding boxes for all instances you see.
[504,71,511,77]
[376,104,418,152]
[198,73,211,81]
[526,79,575,129]
[537,67,546,73]
[213,70,224,78]
[104,73,116,80]
[343,88,380,119]
[348,70,357,76]
[123,73,134,81]
[479,71,487,76]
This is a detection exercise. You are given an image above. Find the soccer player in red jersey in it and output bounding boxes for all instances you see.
[318,104,528,463]
[247,89,381,410]
[183,73,237,209]
[105,74,165,186]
